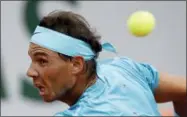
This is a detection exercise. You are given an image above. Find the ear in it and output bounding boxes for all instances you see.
[71,56,84,75]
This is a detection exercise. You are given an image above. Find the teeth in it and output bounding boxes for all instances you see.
[38,87,45,96]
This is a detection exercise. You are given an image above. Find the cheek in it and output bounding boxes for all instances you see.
[44,63,75,95]
[52,67,74,91]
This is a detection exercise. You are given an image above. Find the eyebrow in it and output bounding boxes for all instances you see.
[32,52,48,57]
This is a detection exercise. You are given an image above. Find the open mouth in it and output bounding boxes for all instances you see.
[38,86,45,96]
[34,84,45,96]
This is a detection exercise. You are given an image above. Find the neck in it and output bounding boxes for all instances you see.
[59,73,96,106]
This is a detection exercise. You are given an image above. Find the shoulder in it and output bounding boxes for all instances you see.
[98,57,140,70]
[97,56,133,65]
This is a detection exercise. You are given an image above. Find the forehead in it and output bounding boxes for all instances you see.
[28,43,56,56]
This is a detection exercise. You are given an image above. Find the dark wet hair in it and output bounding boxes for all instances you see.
[39,10,102,77]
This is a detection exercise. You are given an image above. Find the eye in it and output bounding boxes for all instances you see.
[38,59,47,66]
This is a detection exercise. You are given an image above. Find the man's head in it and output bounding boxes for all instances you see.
[27,11,102,102]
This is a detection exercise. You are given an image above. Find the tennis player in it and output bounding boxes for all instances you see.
[27,11,186,116]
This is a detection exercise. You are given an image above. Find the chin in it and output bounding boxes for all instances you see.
[43,99,53,102]
[42,95,56,102]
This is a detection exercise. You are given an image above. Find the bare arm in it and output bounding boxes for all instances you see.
[154,73,186,116]
[154,73,186,102]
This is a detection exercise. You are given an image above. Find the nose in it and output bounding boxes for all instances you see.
[27,64,38,79]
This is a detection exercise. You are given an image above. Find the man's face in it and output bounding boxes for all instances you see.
[27,43,76,102]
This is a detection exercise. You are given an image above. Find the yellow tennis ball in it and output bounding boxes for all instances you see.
[127,11,156,37]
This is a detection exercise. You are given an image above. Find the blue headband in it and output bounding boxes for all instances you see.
[30,26,117,60]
